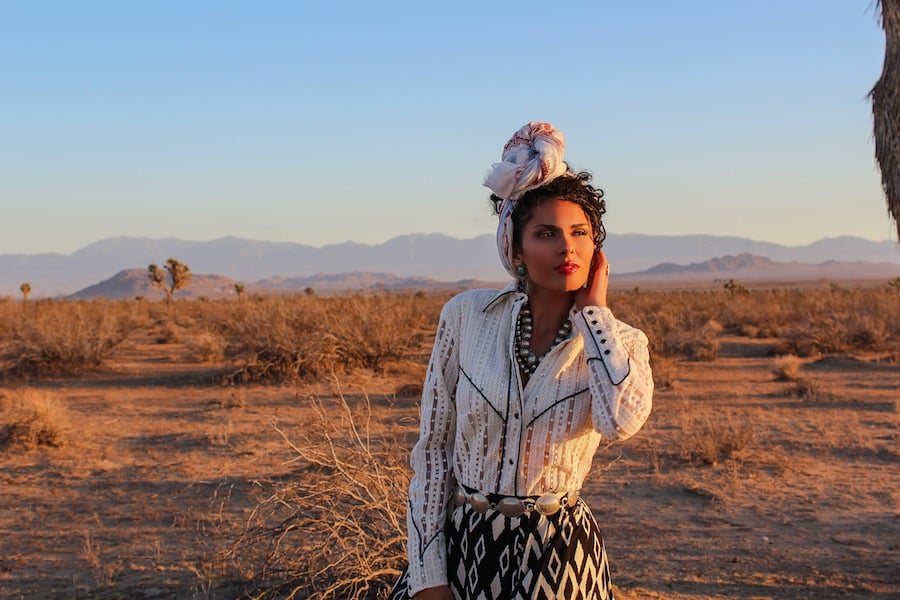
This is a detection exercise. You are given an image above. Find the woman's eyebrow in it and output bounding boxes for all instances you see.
[532,222,589,228]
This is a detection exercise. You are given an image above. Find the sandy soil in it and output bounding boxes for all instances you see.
[1,333,898,599]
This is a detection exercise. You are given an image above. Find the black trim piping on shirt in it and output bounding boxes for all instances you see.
[458,365,506,419]
[527,387,590,427]
[586,356,631,387]
[410,499,443,562]
[482,288,518,313]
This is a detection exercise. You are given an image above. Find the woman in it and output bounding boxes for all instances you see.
[391,121,654,600]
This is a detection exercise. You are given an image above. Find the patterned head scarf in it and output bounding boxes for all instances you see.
[483,121,569,277]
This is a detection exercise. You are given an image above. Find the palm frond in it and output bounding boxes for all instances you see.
[871,0,900,239]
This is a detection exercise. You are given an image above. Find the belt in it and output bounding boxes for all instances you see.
[452,485,579,518]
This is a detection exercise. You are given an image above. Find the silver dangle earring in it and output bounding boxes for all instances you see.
[516,264,528,294]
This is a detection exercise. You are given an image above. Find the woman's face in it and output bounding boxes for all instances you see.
[515,198,596,294]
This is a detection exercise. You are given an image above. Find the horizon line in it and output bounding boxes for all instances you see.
[2,231,898,257]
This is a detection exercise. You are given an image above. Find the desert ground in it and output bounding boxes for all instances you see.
[0,284,898,599]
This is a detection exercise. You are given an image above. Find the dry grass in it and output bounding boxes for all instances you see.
[187,329,229,363]
[1,285,895,384]
[220,385,412,600]
[649,355,679,390]
[0,388,69,449]
[682,411,756,466]
[0,299,140,377]
[80,530,121,590]
[0,296,18,336]
[612,285,900,389]
[208,293,444,384]
[772,355,803,381]
[788,377,834,400]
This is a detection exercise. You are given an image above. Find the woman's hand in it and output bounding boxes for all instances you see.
[574,248,609,310]
[413,585,452,600]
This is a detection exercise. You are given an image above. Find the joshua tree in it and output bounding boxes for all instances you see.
[872,0,900,239]
[148,258,192,309]
[723,278,748,296]
[19,282,31,303]
[234,282,246,301]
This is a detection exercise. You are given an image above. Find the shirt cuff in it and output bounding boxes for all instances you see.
[570,305,631,385]
[407,531,449,595]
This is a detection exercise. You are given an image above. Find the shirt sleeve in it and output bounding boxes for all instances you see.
[406,298,461,595]
[570,305,654,440]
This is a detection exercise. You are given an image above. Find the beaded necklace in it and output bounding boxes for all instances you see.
[514,302,572,376]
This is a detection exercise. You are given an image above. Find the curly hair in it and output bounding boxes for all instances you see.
[490,169,606,252]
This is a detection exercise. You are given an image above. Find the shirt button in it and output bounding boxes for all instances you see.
[604,349,611,355]
[509,459,514,465]
[600,338,607,343]
[513,413,519,419]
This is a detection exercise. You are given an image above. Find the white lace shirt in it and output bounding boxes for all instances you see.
[406,282,654,594]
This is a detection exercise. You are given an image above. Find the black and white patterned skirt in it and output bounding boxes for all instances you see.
[389,497,614,600]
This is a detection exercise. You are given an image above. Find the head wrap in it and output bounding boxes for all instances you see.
[483,121,569,277]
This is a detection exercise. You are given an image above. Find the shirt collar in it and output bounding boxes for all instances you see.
[483,280,525,313]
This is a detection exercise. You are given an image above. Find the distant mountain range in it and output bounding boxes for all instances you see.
[613,253,899,285]
[70,269,500,300]
[1,234,897,297]
[67,253,900,300]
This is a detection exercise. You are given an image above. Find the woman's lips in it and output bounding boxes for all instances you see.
[556,262,580,275]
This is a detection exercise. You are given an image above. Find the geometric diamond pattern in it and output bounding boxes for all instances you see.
[389,498,614,600]
[445,499,614,600]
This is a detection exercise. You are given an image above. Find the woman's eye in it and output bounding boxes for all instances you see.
[573,229,587,236]
[537,230,555,239]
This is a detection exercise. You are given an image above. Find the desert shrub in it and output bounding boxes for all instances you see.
[685,318,723,360]
[186,329,228,362]
[1,299,139,377]
[326,293,437,371]
[154,320,182,344]
[846,312,893,350]
[613,286,899,361]
[0,389,68,449]
[214,292,443,383]
[777,288,899,356]
[629,302,722,362]
[649,356,679,390]
[738,324,761,338]
[683,412,754,466]
[787,377,833,400]
[0,296,18,336]
[222,392,410,599]
[217,387,246,409]
[716,289,792,338]
[216,295,333,382]
[771,355,803,381]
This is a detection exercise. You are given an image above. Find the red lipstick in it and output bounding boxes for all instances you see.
[556,262,580,275]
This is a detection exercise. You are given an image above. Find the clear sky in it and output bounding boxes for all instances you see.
[1,1,894,255]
